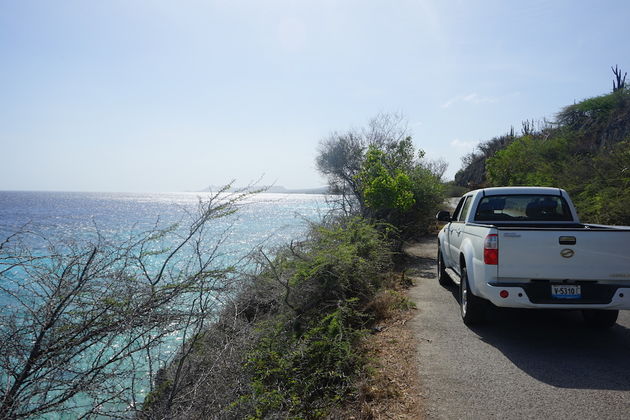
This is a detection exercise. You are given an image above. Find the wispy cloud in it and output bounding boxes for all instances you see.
[441,93,499,109]
[450,138,479,151]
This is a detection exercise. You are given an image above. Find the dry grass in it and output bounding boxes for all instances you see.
[334,275,424,420]
[366,289,415,321]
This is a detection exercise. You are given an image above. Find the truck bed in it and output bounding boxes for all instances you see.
[494,226,630,282]
[470,222,629,230]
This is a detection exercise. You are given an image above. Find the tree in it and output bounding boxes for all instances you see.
[316,113,445,235]
[316,131,366,215]
[0,185,256,419]
[357,146,415,215]
[315,113,413,216]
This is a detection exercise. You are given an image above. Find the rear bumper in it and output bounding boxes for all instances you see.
[483,282,630,309]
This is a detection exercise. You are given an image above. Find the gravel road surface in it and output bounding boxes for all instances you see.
[405,237,630,420]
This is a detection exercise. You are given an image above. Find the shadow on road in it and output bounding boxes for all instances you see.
[406,236,630,392]
[443,280,630,391]
[403,253,437,280]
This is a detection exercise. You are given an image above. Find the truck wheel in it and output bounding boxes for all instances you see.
[582,309,618,328]
[460,266,486,325]
[437,248,450,287]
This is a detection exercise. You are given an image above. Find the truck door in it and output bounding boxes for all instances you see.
[448,196,472,274]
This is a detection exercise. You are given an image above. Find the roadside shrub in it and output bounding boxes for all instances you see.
[292,217,393,306]
[406,165,446,234]
[244,304,365,419]
[143,217,395,419]
[233,218,393,418]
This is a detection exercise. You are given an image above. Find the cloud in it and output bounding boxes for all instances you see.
[441,92,499,109]
[450,138,479,151]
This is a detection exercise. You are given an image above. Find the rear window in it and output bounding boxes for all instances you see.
[474,195,573,222]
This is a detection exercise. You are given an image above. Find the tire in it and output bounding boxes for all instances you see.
[460,266,487,325]
[582,309,618,328]
[437,247,450,287]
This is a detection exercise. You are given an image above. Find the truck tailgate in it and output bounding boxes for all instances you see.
[498,229,630,281]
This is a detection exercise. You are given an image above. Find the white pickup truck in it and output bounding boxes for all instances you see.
[436,186,630,327]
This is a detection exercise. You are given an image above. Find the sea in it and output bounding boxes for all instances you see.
[0,190,332,249]
[0,190,332,417]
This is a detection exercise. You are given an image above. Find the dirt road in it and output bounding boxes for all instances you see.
[404,237,630,419]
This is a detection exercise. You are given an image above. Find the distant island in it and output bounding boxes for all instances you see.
[199,185,330,194]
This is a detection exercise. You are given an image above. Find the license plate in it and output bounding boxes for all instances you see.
[551,284,581,299]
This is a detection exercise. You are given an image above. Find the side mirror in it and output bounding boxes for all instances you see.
[436,210,451,222]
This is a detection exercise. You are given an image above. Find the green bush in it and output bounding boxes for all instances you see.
[245,304,364,419]
[564,141,630,225]
[353,144,444,237]
[224,218,393,419]
[358,146,416,212]
[295,218,392,302]
[407,165,446,232]
[486,136,570,186]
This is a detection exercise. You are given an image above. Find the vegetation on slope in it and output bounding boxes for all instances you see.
[455,77,630,225]
[142,218,417,419]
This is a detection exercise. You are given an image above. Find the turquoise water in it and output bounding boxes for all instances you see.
[0,190,331,248]
[0,190,332,417]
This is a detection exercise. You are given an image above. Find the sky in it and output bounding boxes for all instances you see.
[1,0,630,192]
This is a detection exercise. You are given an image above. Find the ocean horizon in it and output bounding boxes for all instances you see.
[0,190,332,243]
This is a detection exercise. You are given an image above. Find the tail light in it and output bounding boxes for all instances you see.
[484,234,498,265]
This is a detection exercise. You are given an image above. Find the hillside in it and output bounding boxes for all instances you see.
[454,88,630,225]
